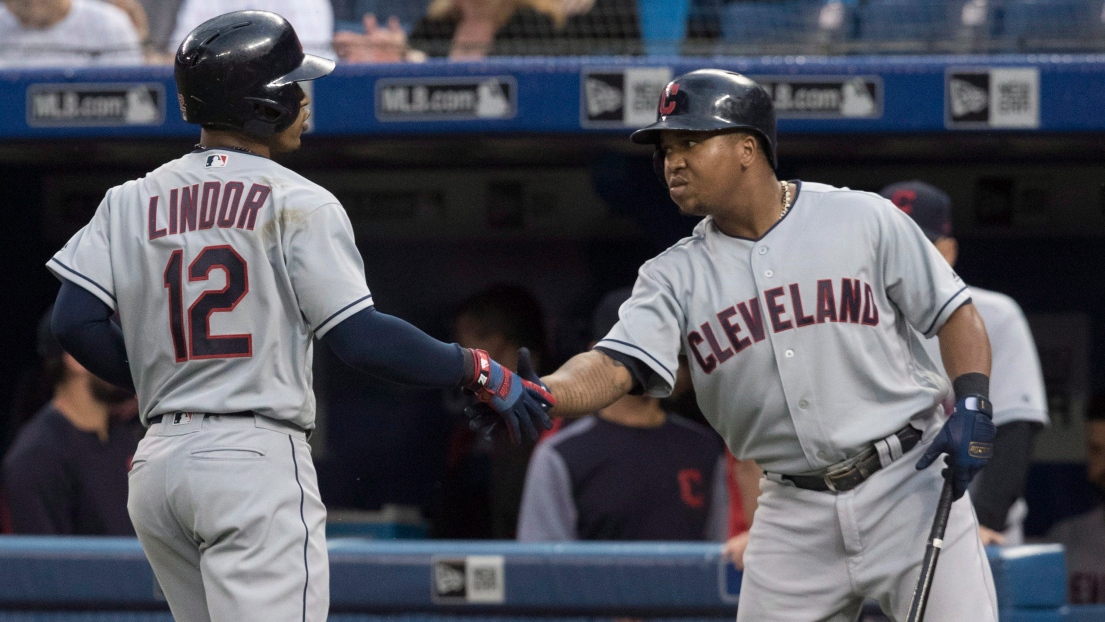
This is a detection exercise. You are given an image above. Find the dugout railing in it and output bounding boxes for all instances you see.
[0,536,1089,621]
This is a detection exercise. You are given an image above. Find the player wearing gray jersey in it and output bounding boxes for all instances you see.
[882,180,1048,548]
[46,11,552,622]
[469,70,999,621]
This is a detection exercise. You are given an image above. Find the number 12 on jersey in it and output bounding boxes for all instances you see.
[164,245,252,362]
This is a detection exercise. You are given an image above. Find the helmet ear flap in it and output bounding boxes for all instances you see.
[241,98,295,136]
[652,148,666,187]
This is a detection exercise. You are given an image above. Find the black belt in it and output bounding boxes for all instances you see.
[782,425,923,493]
[148,411,254,426]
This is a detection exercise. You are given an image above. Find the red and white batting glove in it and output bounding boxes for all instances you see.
[464,347,555,444]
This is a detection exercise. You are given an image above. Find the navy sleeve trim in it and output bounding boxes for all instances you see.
[315,294,373,334]
[595,338,675,384]
[49,259,116,302]
[923,286,969,336]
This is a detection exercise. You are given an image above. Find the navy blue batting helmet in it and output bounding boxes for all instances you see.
[631,69,778,170]
[174,11,334,138]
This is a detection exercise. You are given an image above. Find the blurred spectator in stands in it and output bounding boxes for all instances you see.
[332,0,430,33]
[135,0,183,61]
[334,0,638,62]
[1047,392,1105,604]
[105,0,147,41]
[0,0,142,67]
[170,0,335,60]
[1,308,141,535]
[882,180,1048,547]
[517,288,729,541]
[437,284,548,539]
[333,13,427,63]
[409,0,568,59]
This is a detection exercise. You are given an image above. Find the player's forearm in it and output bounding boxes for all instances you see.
[542,350,634,417]
[323,308,469,388]
[734,458,763,524]
[937,302,992,386]
[972,420,1043,530]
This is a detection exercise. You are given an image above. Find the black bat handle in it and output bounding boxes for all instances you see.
[906,477,956,622]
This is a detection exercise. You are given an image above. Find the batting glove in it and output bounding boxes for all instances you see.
[464,347,555,444]
[915,395,995,500]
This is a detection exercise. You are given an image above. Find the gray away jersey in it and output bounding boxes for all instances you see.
[598,182,968,475]
[48,149,374,429]
[919,287,1048,427]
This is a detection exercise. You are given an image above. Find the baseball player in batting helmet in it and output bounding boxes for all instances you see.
[471,69,999,621]
[45,11,553,622]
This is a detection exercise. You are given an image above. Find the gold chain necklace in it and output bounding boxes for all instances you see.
[779,180,792,218]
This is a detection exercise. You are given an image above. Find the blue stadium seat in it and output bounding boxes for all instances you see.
[719,0,824,45]
[858,0,960,43]
[998,0,1099,46]
[638,0,691,56]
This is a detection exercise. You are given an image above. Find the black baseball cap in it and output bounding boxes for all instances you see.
[879,180,953,242]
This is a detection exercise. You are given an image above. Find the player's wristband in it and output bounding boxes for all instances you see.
[464,348,493,391]
[952,372,990,403]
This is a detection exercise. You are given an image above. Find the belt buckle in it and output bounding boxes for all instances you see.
[822,474,839,492]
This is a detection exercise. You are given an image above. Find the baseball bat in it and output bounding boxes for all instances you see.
[906,477,955,622]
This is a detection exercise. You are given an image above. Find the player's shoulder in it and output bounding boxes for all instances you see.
[542,415,599,449]
[798,181,898,215]
[3,406,67,463]
[152,151,341,213]
[665,414,725,446]
[637,224,710,277]
[250,158,341,212]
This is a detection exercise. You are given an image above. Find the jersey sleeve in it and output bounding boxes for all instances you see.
[515,441,577,541]
[879,204,970,338]
[46,191,117,310]
[594,268,683,397]
[284,202,374,338]
[987,299,1049,426]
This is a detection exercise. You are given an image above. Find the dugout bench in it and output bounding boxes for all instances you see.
[0,537,1092,621]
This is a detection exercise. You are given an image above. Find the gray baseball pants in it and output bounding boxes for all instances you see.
[738,423,998,622]
[128,413,328,622]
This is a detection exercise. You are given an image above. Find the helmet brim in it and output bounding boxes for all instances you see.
[630,115,743,144]
[270,54,335,87]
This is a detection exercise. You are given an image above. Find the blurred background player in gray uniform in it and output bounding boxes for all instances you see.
[44,11,552,622]
[470,69,999,621]
[881,180,1048,546]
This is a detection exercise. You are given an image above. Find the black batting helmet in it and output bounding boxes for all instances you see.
[631,69,778,170]
[175,11,334,138]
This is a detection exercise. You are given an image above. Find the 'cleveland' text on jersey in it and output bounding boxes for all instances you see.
[598,182,968,475]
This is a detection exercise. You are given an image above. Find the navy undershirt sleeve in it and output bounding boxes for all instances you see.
[592,346,648,395]
[51,281,135,392]
[972,420,1043,531]
[322,307,469,388]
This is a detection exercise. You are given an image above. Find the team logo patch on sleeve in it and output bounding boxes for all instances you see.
[205,154,228,168]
